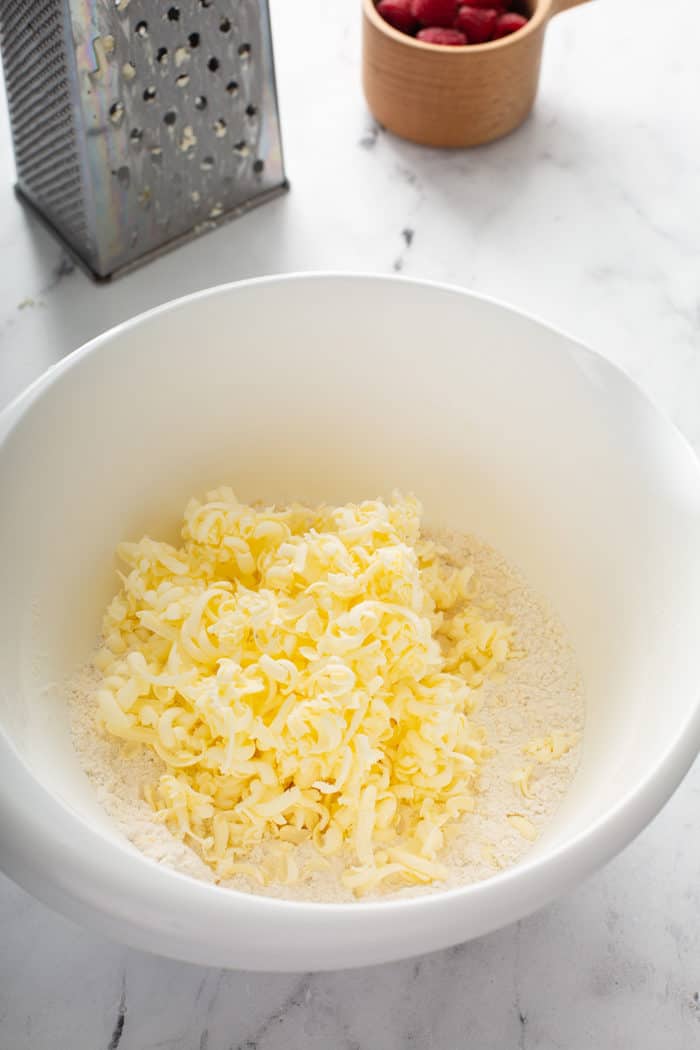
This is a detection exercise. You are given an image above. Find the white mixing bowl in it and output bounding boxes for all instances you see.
[1,274,699,972]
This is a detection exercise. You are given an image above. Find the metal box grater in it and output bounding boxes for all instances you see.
[0,0,288,280]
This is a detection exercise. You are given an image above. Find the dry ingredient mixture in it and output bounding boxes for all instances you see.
[69,492,583,902]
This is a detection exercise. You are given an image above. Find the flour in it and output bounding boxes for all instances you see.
[69,668,215,884]
[423,528,584,892]
[68,529,584,902]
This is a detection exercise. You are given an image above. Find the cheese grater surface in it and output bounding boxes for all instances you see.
[0,0,287,279]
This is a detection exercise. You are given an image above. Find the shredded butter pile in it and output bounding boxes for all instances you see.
[96,491,512,894]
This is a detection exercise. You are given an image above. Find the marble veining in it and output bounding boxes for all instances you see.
[1,0,699,1046]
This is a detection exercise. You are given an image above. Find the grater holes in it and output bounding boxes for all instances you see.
[238,43,251,59]
[109,101,124,125]
[167,6,180,20]
[213,118,227,138]
[199,0,212,6]
[200,156,214,171]
[245,104,257,119]
[3,0,284,268]
[179,125,197,152]
[116,165,130,187]
[163,109,177,126]
[207,57,219,72]
[253,159,264,174]
[176,74,190,87]
[135,20,148,38]
[129,127,143,143]
[114,0,130,10]
[233,139,249,156]
[188,32,200,48]
[143,86,157,102]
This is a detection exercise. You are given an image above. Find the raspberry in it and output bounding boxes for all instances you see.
[465,0,505,8]
[416,26,467,43]
[453,5,499,43]
[492,11,528,37]
[376,0,416,33]
[412,0,458,29]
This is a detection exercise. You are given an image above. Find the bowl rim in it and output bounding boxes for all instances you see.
[363,0,550,55]
[1,272,699,965]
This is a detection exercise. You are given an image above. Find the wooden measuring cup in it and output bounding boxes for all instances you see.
[362,0,591,147]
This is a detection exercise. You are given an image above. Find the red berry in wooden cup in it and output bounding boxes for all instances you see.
[412,0,458,29]
[464,0,505,9]
[492,11,528,37]
[453,5,499,43]
[376,0,416,33]
[416,26,467,44]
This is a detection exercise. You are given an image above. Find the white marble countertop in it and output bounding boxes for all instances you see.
[1,1,700,1047]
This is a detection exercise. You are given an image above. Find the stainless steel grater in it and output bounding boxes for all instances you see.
[0,0,288,280]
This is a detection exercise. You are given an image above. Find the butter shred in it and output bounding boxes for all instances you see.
[95,491,513,894]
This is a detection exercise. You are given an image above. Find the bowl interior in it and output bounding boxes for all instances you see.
[1,275,700,890]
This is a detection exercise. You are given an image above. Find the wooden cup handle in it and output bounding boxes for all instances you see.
[550,0,591,15]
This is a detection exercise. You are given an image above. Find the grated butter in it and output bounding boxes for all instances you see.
[95,491,513,894]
